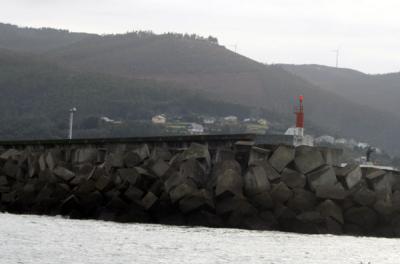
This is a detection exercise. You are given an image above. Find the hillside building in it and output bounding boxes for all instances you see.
[100,116,123,125]
[203,117,216,124]
[223,116,238,123]
[152,115,166,124]
[188,123,204,134]
[315,135,335,145]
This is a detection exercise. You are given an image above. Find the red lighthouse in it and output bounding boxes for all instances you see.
[294,95,304,137]
[296,95,304,128]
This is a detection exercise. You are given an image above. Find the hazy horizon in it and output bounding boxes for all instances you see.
[1,0,400,74]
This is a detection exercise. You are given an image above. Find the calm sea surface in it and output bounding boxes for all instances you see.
[0,213,399,264]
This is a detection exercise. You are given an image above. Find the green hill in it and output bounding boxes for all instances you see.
[0,23,92,53]
[0,48,269,139]
[1,23,400,155]
[281,64,400,119]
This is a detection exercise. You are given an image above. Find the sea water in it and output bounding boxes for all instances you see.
[0,213,399,264]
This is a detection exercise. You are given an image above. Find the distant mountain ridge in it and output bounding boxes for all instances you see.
[0,23,93,54]
[1,22,400,155]
[280,64,400,118]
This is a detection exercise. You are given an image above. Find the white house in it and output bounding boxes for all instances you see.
[100,116,123,125]
[357,142,370,149]
[224,116,238,123]
[375,147,382,154]
[257,118,268,126]
[335,138,348,145]
[315,135,335,145]
[152,115,166,124]
[203,117,216,124]
[347,139,358,148]
[301,134,315,147]
[188,123,204,134]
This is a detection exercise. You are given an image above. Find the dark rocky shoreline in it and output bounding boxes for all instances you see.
[0,138,399,238]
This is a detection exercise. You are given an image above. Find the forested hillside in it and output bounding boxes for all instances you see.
[1,23,400,154]
[281,64,400,118]
[0,48,266,139]
[0,23,92,53]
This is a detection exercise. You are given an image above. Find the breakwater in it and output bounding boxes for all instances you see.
[0,134,398,237]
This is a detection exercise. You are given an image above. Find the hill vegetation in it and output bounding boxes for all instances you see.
[1,23,400,155]
[0,23,92,54]
[0,48,274,139]
[281,64,400,119]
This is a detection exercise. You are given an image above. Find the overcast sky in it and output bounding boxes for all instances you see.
[1,0,400,74]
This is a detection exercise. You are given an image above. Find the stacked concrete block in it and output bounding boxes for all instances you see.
[0,141,399,238]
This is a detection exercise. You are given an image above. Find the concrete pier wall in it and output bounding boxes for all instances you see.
[0,135,398,237]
